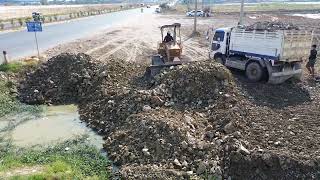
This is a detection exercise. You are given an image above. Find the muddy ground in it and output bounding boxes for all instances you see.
[19,11,320,179]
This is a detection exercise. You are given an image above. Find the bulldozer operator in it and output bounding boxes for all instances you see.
[164,32,174,43]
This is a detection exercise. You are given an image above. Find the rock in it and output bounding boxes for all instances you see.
[197,162,207,174]
[239,144,250,155]
[142,148,150,156]
[274,141,281,146]
[142,105,152,112]
[187,171,193,175]
[150,96,164,106]
[182,160,188,167]
[173,159,182,167]
[224,122,236,134]
[181,141,188,149]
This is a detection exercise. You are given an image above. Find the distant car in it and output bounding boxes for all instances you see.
[155,7,161,13]
[147,5,151,8]
[186,10,204,17]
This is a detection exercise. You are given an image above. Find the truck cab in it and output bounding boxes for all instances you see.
[209,27,231,63]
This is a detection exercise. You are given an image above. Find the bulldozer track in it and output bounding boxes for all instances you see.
[85,37,127,55]
[126,42,139,62]
[97,38,138,60]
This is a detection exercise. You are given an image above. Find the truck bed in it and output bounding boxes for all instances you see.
[229,28,313,62]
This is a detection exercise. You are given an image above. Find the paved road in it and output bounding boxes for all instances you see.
[0,7,154,62]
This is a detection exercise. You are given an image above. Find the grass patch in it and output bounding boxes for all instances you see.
[0,60,42,117]
[0,63,24,73]
[0,138,110,179]
[0,80,42,118]
[0,61,38,73]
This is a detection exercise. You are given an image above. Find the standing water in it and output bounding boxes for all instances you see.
[1,105,104,149]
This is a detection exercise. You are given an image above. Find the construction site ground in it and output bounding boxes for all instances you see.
[18,11,320,179]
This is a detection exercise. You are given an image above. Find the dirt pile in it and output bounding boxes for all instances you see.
[243,21,299,31]
[17,53,320,179]
[153,61,236,109]
[105,109,222,179]
[76,58,236,178]
[18,53,102,105]
[79,60,235,133]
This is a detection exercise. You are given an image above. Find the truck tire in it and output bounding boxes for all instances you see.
[246,62,264,82]
[214,56,225,65]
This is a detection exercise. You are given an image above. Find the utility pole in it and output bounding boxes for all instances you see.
[239,0,245,25]
[193,0,198,34]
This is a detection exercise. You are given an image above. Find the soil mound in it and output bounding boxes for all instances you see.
[17,53,320,179]
[104,109,221,177]
[153,61,236,108]
[243,21,299,31]
[18,53,101,104]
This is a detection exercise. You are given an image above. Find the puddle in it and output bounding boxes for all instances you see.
[1,105,103,149]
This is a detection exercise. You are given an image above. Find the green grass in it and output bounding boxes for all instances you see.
[0,139,110,179]
[0,80,42,118]
[0,62,24,73]
[0,60,42,117]
[0,60,38,73]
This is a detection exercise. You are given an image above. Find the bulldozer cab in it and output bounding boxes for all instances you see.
[145,23,183,78]
[158,23,182,62]
[160,23,181,44]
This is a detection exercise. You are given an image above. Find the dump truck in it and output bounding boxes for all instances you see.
[209,27,313,84]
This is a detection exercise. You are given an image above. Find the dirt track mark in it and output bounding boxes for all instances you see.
[86,36,127,55]
[97,38,138,60]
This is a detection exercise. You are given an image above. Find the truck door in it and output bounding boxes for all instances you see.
[210,30,226,59]
[226,32,231,56]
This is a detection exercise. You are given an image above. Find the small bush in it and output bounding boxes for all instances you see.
[18,18,24,26]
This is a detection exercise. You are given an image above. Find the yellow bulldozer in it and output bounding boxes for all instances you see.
[146,23,183,77]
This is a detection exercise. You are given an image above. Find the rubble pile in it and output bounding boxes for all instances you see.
[17,53,320,179]
[104,109,222,178]
[79,60,236,134]
[153,61,236,108]
[243,21,299,31]
[18,53,102,104]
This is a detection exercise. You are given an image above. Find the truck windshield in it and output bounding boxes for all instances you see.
[213,31,225,41]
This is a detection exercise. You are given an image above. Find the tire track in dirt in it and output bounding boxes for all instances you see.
[85,36,128,55]
[126,42,139,62]
[97,38,138,60]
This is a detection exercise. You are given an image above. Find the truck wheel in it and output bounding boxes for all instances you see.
[246,62,263,82]
[214,56,225,65]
